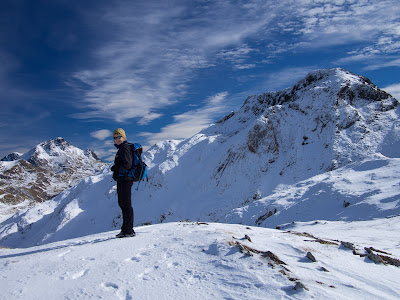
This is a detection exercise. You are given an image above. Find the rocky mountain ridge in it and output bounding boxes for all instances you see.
[140,67,399,223]
[0,137,106,205]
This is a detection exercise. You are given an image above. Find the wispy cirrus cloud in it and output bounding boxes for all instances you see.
[139,91,229,147]
[262,66,317,92]
[383,83,400,100]
[70,2,275,124]
[217,45,257,70]
[268,0,400,65]
[70,0,400,133]
[73,1,338,126]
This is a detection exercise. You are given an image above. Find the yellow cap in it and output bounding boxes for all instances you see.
[113,128,126,138]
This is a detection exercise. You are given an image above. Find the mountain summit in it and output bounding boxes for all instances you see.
[140,68,399,222]
[0,138,106,205]
[1,68,399,247]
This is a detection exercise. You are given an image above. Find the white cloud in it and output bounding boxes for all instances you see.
[69,2,279,124]
[383,83,400,100]
[216,45,257,69]
[280,0,400,54]
[140,92,229,147]
[207,92,229,106]
[361,57,400,71]
[90,129,112,140]
[263,66,317,91]
[70,0,400,124]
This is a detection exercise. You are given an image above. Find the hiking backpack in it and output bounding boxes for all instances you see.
[127,143,148,183]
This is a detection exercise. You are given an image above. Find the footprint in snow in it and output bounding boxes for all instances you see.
[138,266,160,280]
[57,249,71,257]
[81,257,95,261]
[102,282,132,300]
[59,269,89,280]
[167,261,180,268]
[125,256,141,262]
[72,269,89,279]
[102,282,119,290]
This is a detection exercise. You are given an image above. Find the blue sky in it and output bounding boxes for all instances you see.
[1,0,400,161]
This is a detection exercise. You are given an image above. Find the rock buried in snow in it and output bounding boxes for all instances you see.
[262,251,287,265]
[365,247,385,264]
[341,241,356,251]
[244,234,252,242]
[232,241,286,265]
[306,251,317,262]
[293,281,309,291]
[367,252,385,264]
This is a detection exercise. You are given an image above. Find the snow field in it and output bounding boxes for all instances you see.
[1,221,399,300]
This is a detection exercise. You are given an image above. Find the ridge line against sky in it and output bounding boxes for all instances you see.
[1,0,399,161]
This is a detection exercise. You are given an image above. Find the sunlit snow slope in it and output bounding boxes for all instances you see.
[1,220,400,299]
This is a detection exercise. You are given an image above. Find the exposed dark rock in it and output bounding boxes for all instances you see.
[1,152,21,162]
[306,251,317,262]
[341,241,356,251]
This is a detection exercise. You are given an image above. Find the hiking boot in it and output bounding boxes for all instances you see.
[116,231,136,238]
[124,232,136,238]
[115,231,125,238]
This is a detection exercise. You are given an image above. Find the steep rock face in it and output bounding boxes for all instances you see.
[0,138,107,205]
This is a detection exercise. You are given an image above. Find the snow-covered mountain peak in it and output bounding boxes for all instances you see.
[202,68,398,168]
[138,67,400,224]
[144,139,184,169]
[0,152,22,162]
[0,138,106,206]
[233,68,395,123]
[21,137,101,168]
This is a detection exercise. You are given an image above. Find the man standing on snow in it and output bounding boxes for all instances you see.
[111,128,136,238]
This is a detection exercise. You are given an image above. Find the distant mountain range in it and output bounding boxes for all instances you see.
[0,137,106,206]
[1,68,399,247]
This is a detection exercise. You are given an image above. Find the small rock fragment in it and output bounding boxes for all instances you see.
[244,234,252,242]
[237,244,245,252]
[262,251,287,265]
[293,281,309,291]
[341,241,356,251]
[306,251,317,262]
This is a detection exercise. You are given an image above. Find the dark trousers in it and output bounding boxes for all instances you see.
[117,180,134,234]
